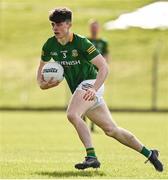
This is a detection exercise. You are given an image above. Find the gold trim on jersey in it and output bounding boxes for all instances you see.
[87,45,96,54]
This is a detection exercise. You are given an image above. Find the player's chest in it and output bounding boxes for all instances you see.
[50,46,80,61]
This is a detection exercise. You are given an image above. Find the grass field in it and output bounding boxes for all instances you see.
[0,111,168,178]
[0,0,168,109]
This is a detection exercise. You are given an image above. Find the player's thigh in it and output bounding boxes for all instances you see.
[67,90,96,116]
[86,102,118,130]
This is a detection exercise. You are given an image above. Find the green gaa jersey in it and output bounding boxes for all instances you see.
[41,33,100,93]
[88,38,108,56]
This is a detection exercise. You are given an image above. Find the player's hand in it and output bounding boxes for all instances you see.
[39,76,60,90]
[83,87,96,101]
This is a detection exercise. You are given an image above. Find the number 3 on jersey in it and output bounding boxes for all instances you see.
[61,51,68,58]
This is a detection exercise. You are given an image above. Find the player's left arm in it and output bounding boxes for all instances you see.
[92,54,109,91]
[103,54,109,63]
[83,54,109,101]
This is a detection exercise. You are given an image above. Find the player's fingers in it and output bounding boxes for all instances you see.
[83,93,89,100]
[55,81,60,86]
[88,95,95,101]
[48,77,54,84]
[51,81,59,86]
[83,91,93,101]
[84,95,90,101]
[88,92,95,101]
[83,92,87,99]
[41,74,45,81]
[48,80,58,87]
[83,90,90,99]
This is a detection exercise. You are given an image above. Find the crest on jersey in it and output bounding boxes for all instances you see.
[72,49,78,57]
[50,51,58,56]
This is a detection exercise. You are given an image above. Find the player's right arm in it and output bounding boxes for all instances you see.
[37,60,60,90]
[37,39,60,90]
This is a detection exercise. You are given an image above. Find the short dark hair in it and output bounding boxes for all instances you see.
[49,8,72,23]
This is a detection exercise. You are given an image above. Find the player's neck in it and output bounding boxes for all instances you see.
[57,32,71,45]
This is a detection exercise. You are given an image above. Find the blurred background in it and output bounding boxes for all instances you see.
[0,0,168,178]
[0,0,168,111]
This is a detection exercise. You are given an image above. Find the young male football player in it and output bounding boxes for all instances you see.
[37,7,163,171]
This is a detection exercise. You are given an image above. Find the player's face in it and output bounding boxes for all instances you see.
[51,21,71,39]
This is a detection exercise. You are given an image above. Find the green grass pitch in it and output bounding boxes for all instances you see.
[0,112,168,178]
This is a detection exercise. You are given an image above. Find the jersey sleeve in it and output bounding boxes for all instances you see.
[81,38,100,61]
[41,40,52,62]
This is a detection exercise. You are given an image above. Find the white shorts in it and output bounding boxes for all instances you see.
[75,79,105,110]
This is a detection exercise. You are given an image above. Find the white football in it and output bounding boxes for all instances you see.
[42,62,64,82]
